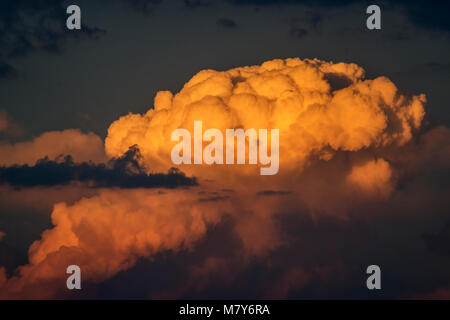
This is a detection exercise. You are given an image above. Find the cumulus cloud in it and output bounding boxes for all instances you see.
[0,188,230,298]
[0,129,107,166]
[1,57,449,298]
[105,57,425,196]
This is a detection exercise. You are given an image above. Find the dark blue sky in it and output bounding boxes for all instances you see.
[0,0,449,140]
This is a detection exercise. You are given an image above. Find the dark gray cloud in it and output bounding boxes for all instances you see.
[227,0,450,33]
[401,0,450,33]
[304,10,322,31]
[256,190,291,196]
[89,213,385,299]
[91,205,450,299]
[198,195,231,202]
[0,145,197,189]
[0,0,106,77]
[285,10,322,39]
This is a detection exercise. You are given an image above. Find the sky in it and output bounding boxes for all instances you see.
[0,0,449,299]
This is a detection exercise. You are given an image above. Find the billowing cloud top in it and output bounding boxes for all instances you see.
[105,58,425,187]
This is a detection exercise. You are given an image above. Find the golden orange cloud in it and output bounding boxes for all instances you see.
[2,58,447,299]
[0,129,107,166]
[0,188,231,298]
